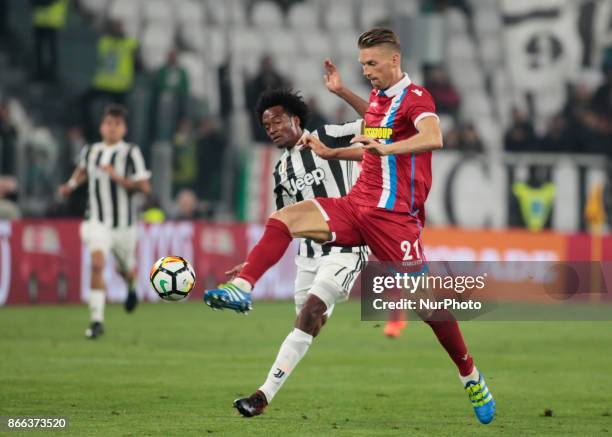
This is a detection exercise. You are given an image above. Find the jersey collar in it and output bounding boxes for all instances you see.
[378,73,411,97]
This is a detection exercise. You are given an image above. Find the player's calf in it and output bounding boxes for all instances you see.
[87,250,106,339]
[258,328,313,405]
[232,292,336,416]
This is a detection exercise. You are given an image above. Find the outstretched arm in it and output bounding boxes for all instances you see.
[324,59,369,117]
[352,117,443,156]
[299,134,364,161]
[58,167,87,197]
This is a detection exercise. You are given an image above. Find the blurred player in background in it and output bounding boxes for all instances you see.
[59,104,151,339]
[204,28,495,424]
[227,84,369,417]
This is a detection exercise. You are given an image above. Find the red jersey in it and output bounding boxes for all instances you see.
[348,74,438,222]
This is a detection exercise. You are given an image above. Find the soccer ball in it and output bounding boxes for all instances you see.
[150,256,196,301]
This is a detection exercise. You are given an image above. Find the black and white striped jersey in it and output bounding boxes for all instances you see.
[273,119,368,258]
[78,141,150,228]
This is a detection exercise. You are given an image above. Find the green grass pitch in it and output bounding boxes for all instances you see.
[1,301,611,436]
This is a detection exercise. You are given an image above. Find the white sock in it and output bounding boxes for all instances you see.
[259,328,313,403]
[231,277,252,292]
[89,289,105,323]
[459,365,480,386]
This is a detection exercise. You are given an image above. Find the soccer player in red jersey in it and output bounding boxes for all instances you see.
[204,28,495,424]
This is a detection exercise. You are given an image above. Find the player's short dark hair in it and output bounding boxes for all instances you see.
[358,27,401,51]
[255,88,309,129]
[102,103,128,121]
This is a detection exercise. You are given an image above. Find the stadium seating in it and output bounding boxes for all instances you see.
[337,59,365,90]
[296,30,333,59]
[108,0,142,36]
[179,52,206,99]
[359,0,392,29]
[322,0,357,30]
[206,27,228,67]
[141,23,174,70]
[264,29,300,57]
[391,0,418,17]
[143,0,174,26]
[205,0,247,26]
[251,1,284,28]
[445,7,469,35]
[64,0,507,150]
[287,2,318,29]
[177,0,206,27]
[17,0,597,155]
[332,30,361,61]
[293,58,324,90]
[182,23,207,52]
[80,0,110,16]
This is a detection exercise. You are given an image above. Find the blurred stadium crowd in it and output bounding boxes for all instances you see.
[0,0,610,229]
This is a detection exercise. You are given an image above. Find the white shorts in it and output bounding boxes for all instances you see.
[294,251,367,317]
[79,221,138,272]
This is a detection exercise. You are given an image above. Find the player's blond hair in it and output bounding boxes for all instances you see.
[358,28,401,51]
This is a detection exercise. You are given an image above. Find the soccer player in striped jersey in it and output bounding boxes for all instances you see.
[226,88,369,417]
[59,104,151,339]
[205,28,495,424]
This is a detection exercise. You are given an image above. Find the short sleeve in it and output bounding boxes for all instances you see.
[314,119,363,149]
[127,146,151,181]
[405,86,439,127]
[77,145,90,170]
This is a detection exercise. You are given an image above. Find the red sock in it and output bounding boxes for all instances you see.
[425,309,474,376]
[388,288,406,322]
[237,218,292,288]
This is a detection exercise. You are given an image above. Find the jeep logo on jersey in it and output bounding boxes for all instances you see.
[288,167,326,195]
[364,126,393,140]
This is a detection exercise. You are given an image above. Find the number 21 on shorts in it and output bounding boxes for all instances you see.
[401,239,421,261]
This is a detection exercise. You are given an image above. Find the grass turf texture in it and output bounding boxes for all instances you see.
[1,301,611,436]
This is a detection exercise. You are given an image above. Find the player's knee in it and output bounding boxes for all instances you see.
[310,313,329,337]
[270,206,304,236]
[301,295,327,322]
[270,208,292,229]
[320,314,329,329]
[310,324,322,338]
[269,208,288,222]
[298,295,327,330]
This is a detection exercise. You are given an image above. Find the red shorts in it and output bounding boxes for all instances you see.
[312,196,426,263]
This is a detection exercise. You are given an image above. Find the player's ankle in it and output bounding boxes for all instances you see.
[459,365,479,385]
[232,277,253,292]
[256,389,269,405]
